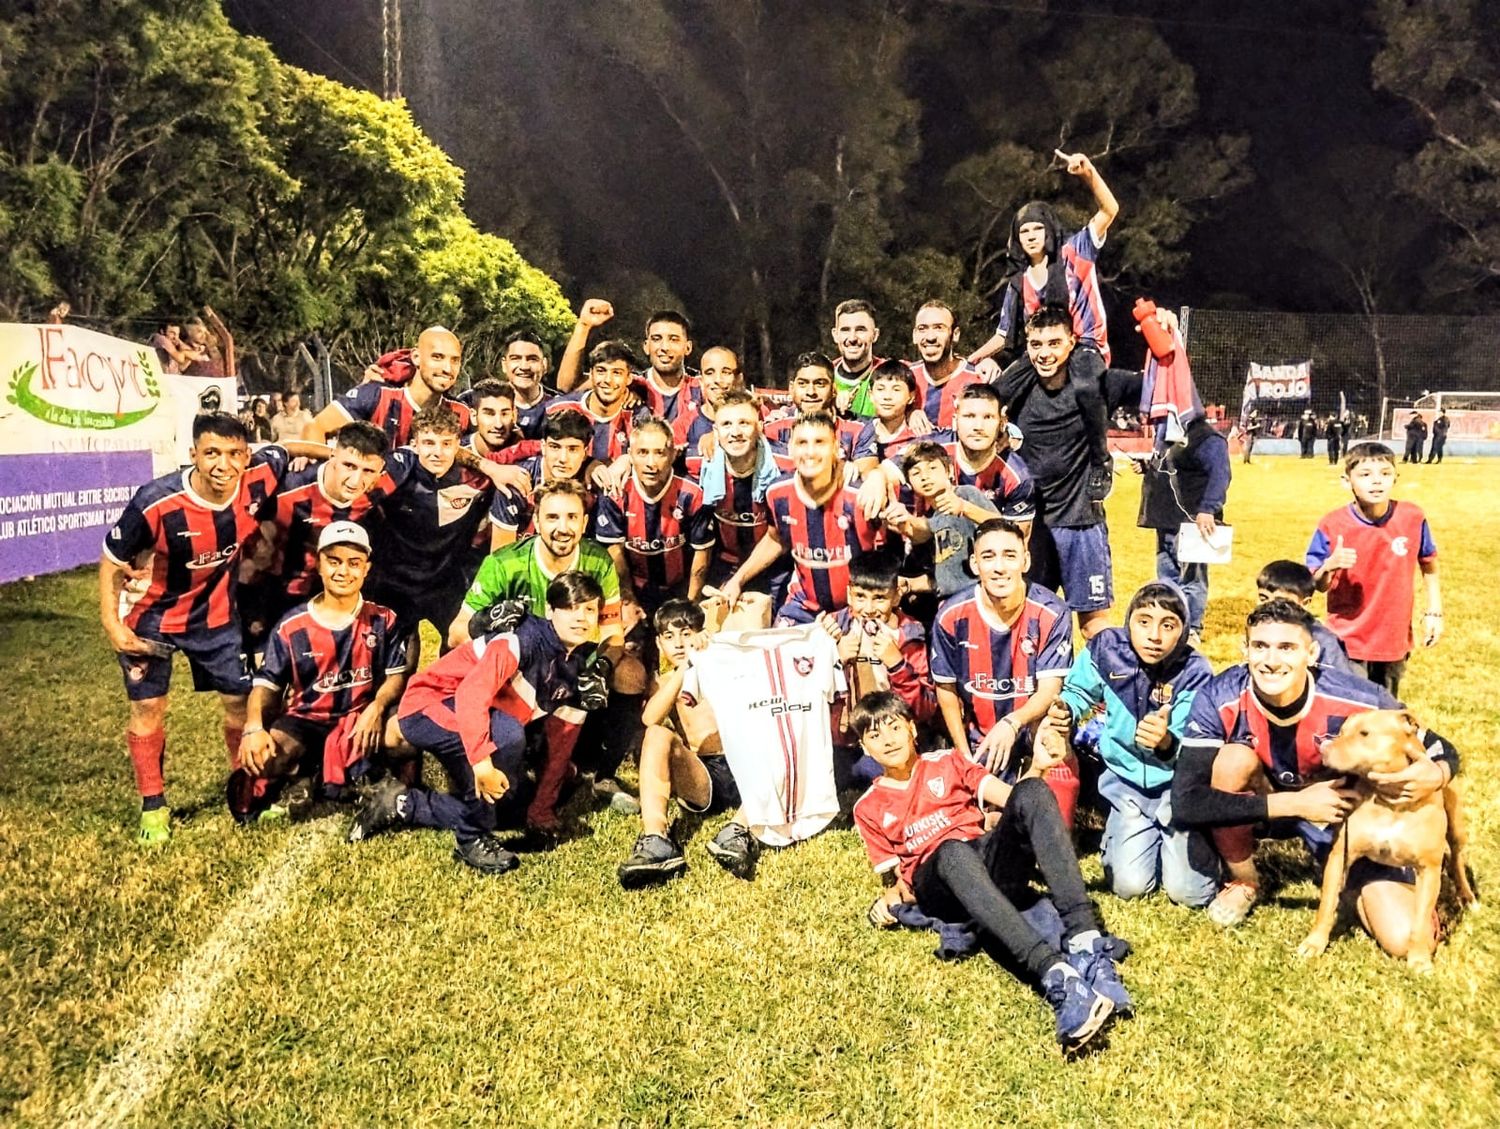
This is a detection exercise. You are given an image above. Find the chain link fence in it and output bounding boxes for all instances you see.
[1180,308,1500,439]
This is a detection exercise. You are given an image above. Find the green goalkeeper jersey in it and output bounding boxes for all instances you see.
[465,536,623,640]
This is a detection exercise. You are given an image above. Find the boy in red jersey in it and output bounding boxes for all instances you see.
[100,413,325,843]
[852,692,1127,1054]
[1304,442,1441,697]
[234,522,409,821]
[718,411,882,625]
[929,519,1079,826]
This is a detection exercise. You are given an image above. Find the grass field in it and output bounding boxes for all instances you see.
[1,458,1496,1128]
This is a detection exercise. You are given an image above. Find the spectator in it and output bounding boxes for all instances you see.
[1426,410,1449,464]
[248,398,275,442]
[1401,411,1427,463]
[150,322,202,374]
[182,307,236,378]
[271,392,314,443]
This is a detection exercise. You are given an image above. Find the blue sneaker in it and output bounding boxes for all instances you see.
[1067,941,1133,1016]
[1041,962,1114,1052]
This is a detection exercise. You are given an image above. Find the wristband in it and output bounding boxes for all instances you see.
[241,725,265,736]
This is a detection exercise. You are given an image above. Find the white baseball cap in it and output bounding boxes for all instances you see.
[317,521,371,554]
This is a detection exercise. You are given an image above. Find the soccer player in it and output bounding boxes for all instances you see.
[464,378,524,458]
[595,418,716,612]
[1047,582,1218,906]
[635,309,699,421]
[548,340,639,463]
[616,600,750,888]
[100,413,312,843]
[1305,442,1441,696]
[719,411,882,625]
[361,404,515,654]
[697,389,789,601]
[908,300,986,430]
[761,353,863,459]
[851,360,922,477]
[355,573,605,874]
[1253,560,1357,676]
[499,331,554,440]
[1172,599,1460,957]
[929,519,1078,825]
[672,345,743,476]
[829,298,885,418]
[852,692,1127,1053]
[968,150,1119,368]
[488,409,598,548]
[993,308,1115,637]
[304,325,471,447]
[233,523,409,821]
[238,421,390,645]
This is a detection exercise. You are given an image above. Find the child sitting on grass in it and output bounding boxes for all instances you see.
[1047,581,1217,906]
[851,691,1128,1054]
[616,599,756,888]
[1305,442,1440,697]
[1254,559,1356,676]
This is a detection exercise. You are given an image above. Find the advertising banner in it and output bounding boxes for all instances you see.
[0,450,152,584]
[1244,360,1312,401]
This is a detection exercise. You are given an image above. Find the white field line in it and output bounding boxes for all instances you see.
[58,822,337,1129]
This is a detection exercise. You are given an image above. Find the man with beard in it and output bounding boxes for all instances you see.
[908,301,986,431]
[829,298,885,419]
[305,326,471,447]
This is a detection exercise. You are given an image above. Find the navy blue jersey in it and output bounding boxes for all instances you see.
[366,450,495,597]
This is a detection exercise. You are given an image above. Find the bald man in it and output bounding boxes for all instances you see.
[305,326,472,448]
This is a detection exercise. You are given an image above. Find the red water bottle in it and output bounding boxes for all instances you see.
[1133,297,1175,362]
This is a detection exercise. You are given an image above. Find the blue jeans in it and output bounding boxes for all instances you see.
[1097,770,1218,907]
[398,705,528,844]
[1155,528,1208,633]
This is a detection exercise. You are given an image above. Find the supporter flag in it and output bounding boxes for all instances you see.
[1139,323,1204,449]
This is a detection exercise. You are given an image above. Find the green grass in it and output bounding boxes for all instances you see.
[1,458,1497,1127]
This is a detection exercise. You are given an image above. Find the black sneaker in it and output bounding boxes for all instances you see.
[453,834,520,875]
[347,777,409,843]
[618,833,687,889]
[705,822,758,880]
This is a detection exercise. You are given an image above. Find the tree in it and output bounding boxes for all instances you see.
[1370,0,1500,303]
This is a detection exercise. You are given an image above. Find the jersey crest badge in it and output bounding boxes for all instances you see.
[1020,635,1036,656]
[881,811,898,828]
[792,655,814,676]
[1391,536,1409,557]
[927,776,946,799]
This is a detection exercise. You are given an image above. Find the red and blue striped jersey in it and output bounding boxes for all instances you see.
[255,463,380,598]
[1182,666,1399,791]
[995,226,1111,363]
[546,391,636,463]
[908,360,986,429]
[104,447,291,637]
[711,470,778,570]
[761,411,862,461]
[852,420,922,465]
[672,403,718,478]
[1305,501,1437,662]
[766,478,882,614]
[929,583,1073,743]
[594,474,715,604]
[633,372,701,422]
[254,598,408,723]
[334,383,472,448]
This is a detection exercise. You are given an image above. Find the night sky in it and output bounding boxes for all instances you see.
[224,0,1429,324]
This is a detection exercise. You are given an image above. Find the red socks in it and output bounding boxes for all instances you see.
[127,729,166,801]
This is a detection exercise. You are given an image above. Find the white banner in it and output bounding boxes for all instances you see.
[165,372,239,467]
[1,322,179,474]
[1245,360,1312,401]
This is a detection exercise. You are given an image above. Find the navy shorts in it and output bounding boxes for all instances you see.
[118,628,251,701]
[1030,522,1113,612]
[679,754,741,815]
[368,581,468,644]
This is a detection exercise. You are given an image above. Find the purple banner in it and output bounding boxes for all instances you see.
[0,451,153,584]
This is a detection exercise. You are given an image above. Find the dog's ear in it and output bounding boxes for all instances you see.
[1396,709,1425,761]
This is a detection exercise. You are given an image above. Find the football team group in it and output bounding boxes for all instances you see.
[97,154,1456,1053]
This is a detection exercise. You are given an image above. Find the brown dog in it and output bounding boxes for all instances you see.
[1296,709,1478,972]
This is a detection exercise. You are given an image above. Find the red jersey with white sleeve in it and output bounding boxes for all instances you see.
[1304,500,1436,662]
[852,749,991,887]
[682,625,844,846]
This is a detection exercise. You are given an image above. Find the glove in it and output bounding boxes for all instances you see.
[468,598,529,641]
[574,656,612,712]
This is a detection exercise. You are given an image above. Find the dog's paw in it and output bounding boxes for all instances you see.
[1295,933,1330,959]
[1406,952,1435,975]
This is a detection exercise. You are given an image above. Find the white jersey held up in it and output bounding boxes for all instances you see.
[684,624,844,847]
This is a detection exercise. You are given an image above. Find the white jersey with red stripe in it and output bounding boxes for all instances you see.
[683,624,844,847]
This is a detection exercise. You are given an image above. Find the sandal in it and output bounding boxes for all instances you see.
[1207,880,1259,927]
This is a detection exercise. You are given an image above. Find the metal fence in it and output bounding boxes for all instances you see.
[1180,308,1500,437]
